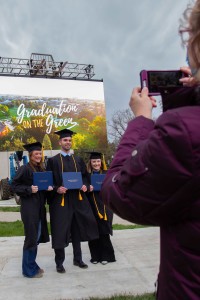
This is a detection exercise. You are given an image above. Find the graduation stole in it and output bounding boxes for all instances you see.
[60,154,83,207]
[92,170,107,220]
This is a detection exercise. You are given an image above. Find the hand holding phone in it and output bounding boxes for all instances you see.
[140,70,187,96]
[179,66,199,87]
[129,87,156,119]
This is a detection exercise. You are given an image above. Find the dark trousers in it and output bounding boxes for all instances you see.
[55,217,82,266]
[88,234,116,262]
[22,222,41,277]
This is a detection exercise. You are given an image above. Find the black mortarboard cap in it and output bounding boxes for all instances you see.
[54,129,76,138]
[23,142,42,153]
[87,151,102,159]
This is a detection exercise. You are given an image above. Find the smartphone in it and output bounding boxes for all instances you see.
[140,70,186,96]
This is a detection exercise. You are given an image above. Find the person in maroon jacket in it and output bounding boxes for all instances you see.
[101,1,200,299]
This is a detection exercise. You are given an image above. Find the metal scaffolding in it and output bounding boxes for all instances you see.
[0,53,95,80]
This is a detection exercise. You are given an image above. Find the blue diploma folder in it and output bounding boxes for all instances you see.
[91,174,106,191]
[62,172,83,189]
[33,171,53,191]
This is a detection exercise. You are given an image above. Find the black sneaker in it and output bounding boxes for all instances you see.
[56,265,66,273]
[90,259,99,264]
[73,260,88,269]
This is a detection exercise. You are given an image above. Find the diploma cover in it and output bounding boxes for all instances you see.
[91,174,106,191]
[33,171,53,191]
[62,172,83,189]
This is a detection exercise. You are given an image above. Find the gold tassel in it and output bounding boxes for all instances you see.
[61,194,65,206]
[98,212,104,219]
[93,192,104,219]
[42,145,45,163]
[79,191,83,200]
[103,205,107,220]
[102,154,107,171]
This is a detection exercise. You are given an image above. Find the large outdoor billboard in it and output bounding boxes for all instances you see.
[0,76,107,152]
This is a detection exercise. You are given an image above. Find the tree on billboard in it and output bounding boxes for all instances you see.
[78,109,94,122]
[2,140,11,151]
[0,104,9,117]
[26,137,37,144]
[43,134,52,150]
[12,125,26,140]
[88,115,107,149]
[78,118,90,131]
[1,138,24,151]
[72,133,88,150]
[13,138,24,150]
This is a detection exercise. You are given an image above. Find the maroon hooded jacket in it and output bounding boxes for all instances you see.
[102,106,200,300]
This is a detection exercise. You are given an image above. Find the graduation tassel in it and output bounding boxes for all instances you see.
[61,194,65,206]
[103,205,107,220]
[42,145,45,163]
[98,212,104,219]
[102,154,107,171]
[93,193,103,219]
[79,191,83,200]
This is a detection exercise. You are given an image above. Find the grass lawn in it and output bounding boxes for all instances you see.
[90,294,155,300]
[0,205,50,212]
[0,206,20,212]
[0,221,24,236]
[113,224,146,230]
[0,221,51,236]
[0,206,147,235]
[0,221,146,237]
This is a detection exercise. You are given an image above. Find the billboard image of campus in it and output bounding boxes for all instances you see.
[0,76,107,152]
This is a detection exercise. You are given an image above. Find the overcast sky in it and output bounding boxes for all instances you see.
[0,0,191,124]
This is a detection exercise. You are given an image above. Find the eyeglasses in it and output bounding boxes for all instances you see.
[179,29,191,45]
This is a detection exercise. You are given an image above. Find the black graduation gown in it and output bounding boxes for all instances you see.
[87,171,113,235]
[46,153,99,249]
[87,170,116,262]
[11,164,50,250]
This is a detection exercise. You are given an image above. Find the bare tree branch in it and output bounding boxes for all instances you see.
[108,108,134,144]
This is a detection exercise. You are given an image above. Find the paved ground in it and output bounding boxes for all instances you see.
[0,198,160,300]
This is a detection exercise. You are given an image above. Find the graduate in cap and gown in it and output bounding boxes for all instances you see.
[46,129,98,273]
[86,152,116,264]
[11,142,52,278]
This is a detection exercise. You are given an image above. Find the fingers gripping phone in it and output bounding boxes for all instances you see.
[140,70,186,96]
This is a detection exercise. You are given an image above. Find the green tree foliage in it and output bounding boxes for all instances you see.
[0,104,9,117]
[77,109,94,122]
[0,138,24,151]
[12,125,26,140]
[2,140,11,151]
[78,118,90,131]
[13,138,24,150]
[43,134,52,150]
[88,116,107,149]
[26,137,37,144]
[72,133,88,150]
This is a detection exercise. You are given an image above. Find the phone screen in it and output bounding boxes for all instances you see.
[147,71,183,93]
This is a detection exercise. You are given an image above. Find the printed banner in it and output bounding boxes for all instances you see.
[0,76,107,151]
